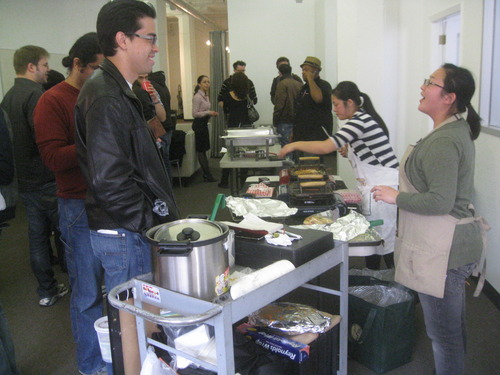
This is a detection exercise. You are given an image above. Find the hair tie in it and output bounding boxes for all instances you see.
[359,96,364,107]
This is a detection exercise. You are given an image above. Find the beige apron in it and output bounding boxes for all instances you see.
[395,143,489,298]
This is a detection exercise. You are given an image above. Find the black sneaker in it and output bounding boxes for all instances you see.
[39,284,69,307]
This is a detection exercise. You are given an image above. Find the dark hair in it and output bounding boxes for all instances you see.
[278,64,292,75]
[233,60,246,70]
[62,32,101,72]
[194,75,208,94]
[441,63,481,140]
[43,70,65,90]
[13,45,49,75]
[97,0,156,57]
[276,56,290,67]
[231,72,249,99]
[332,81,390,138]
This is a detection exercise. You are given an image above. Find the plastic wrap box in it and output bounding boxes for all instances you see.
[235,226,334,268]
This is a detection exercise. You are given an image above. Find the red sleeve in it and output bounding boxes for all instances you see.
[34,87,79,172]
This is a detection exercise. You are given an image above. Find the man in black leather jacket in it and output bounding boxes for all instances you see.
[75,0,179,295]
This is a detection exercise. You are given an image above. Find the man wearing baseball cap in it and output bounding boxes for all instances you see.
[293,56,333,143]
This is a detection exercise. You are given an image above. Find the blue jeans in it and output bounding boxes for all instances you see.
[90,229,152,294]
[90,229,152,375]
[276,123,293,146]
[0,301,18,375]
[19,182,60,298]
[419,263,476,375]
[58,199,106,374]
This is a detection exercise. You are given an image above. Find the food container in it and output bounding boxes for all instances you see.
[222,126,280,147]
[290,157,328,178]
[145,219,234,301]
[348,228,384,256]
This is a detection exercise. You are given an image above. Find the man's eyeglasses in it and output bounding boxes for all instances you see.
[126,33,157,46]
[423,78,445,89]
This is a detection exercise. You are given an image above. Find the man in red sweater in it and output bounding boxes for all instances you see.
[34,33,106,375]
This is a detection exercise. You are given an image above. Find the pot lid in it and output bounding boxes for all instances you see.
[152,219,225,243]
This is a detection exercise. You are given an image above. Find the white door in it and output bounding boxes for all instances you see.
[431,11,461,67]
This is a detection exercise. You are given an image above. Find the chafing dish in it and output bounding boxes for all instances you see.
[221,125,280,147]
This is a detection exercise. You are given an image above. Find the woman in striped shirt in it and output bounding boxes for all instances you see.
[279,81,399,269]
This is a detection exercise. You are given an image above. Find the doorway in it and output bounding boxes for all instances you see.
[430,10,461,66]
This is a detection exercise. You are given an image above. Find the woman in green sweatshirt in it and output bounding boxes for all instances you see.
[372,63,484,375]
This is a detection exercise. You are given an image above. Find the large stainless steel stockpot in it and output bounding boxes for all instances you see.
[145,219,232,301]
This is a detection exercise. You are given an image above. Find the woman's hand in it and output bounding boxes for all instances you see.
[209,111,218,117]
[338,144,348,158]
[278,143,294,158]
[371,185,399,205]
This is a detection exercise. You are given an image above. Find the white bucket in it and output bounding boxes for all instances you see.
[94,316,112,363]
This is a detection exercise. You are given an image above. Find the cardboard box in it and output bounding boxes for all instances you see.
[237,323,310,363]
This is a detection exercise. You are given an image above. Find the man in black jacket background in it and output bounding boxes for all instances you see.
[1,45,68,307]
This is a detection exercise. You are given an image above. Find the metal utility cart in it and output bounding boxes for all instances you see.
[108,240,349,375]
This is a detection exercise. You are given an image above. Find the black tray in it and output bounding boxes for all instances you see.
[235,225,334,268]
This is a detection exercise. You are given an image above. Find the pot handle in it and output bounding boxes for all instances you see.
[108,279,222,326]
[156,241,193,256]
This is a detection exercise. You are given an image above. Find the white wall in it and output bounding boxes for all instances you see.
[335,0,402,188]
[460,0,500,292]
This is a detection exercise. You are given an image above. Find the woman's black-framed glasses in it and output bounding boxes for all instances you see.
[423,78,445,89]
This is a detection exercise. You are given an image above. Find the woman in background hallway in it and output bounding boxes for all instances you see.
[192,75,218,182]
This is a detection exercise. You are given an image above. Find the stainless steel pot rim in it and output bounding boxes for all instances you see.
[146,218,229,244]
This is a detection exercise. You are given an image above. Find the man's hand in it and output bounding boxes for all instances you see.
[303,70,315,83]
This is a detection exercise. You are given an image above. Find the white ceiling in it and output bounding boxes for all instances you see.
[167,0,228,30]
[183,0,227,17]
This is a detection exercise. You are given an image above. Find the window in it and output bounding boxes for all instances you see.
[480,0,500,135]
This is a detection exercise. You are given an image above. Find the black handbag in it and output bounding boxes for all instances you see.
[247,96,260,123]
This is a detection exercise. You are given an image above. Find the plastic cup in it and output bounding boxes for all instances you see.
[141,80,153,93]
[94,316,112,363]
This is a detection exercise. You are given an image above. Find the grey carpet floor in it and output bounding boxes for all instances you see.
[0,158,499,375]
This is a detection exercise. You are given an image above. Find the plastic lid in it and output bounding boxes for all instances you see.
[94,316,109,333]
[152,219,225,243]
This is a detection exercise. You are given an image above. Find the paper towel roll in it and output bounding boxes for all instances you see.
[230,260,295,300]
